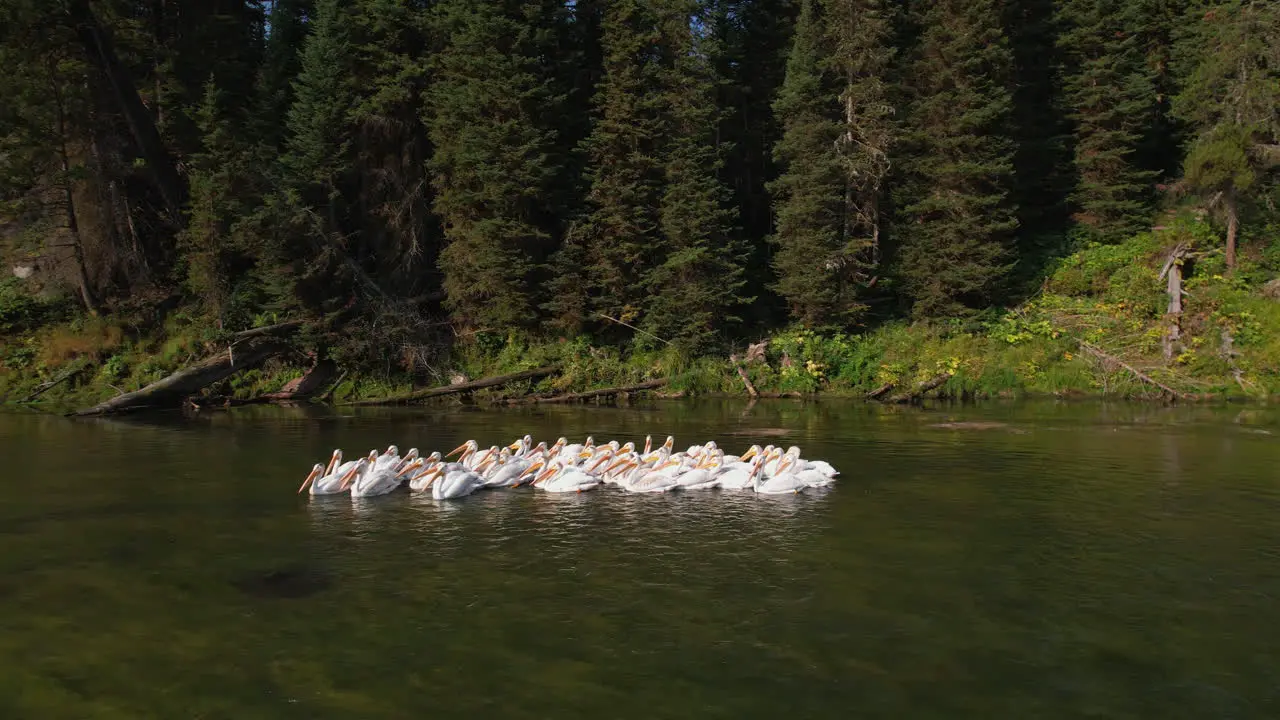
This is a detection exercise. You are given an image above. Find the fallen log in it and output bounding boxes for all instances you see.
[523,378,670,404]
[887,373,951,403]
[69,338,290,416]
[1079,342,1185,400]
[865,382,895,400]
[231,319,306,340]
[729,354,758,397]
[343,366,559,406]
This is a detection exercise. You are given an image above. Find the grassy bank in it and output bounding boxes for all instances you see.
[4,217,1279,411]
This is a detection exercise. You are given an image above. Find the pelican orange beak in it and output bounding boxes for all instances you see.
[739,447,757,462]
[397,459,423,478]
[534,464,558,486]
[578,449,594,459]
[338,464,362,491]
[324,450,341,476]
[588,452,614,473]
[298,465,322,494]
[508,440,522,450]
[424,467,444,488]
[446,442,471,459]
[522,460,545,478]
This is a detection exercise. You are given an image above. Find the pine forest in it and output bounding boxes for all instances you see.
[2,0,1279,409]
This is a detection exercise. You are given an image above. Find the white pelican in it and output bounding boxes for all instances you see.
[714,453,766,490]
[531,460,601,493]
[297,463,361,495]
[616,459,680,493]
[431,466,486,500]
[351,457,412,498]
[753,454,809,494]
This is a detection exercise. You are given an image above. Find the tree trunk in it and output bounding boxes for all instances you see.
[68,0,184,220]
[50,64,99,315]
[1224,189,1239,271]
[70,338,290,416]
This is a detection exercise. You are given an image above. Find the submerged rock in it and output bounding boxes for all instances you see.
[233,564,332,599]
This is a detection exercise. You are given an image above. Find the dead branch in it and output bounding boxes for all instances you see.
[1079,342,1185,399]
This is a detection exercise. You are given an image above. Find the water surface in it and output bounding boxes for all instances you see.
[3,400,1279,718]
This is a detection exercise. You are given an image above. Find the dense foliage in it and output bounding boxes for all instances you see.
[1,0,1278,383]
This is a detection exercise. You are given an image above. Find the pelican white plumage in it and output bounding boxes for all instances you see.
[350,457,413,498]
[531,460,601,493]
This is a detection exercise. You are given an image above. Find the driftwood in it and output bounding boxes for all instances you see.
[318,370,349,403]
[886,374,951,403]
[729,354,758,397]
[523,379,670,404]
[343,366,559,406]
[865,382,895,400]
[70,338,290,416]
[1079,342,1184,399]
[19,364,83,403]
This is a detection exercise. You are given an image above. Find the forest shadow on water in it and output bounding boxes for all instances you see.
[1,399,1279,719]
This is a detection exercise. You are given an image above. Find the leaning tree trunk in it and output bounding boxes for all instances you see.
[50,62,99,315]
[1224,189,1239,271]
[68,0,184,221]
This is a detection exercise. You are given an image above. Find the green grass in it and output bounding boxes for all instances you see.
[3,216,1278,408]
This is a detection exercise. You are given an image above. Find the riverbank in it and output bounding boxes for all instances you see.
[3,217,1279,413]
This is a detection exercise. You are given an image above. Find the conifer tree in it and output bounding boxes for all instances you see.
[895,0,1018,318]
[1057,0,1161,239]
[180,80,258,323]
[425,0,565,331]
[1173,0,1280,269]
[645,2,749,351]
[254,0,313,149]
[268,0,360,313]
[547,0,669,334]
[769,0,895,327]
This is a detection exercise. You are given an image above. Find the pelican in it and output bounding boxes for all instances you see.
[351,456,413,498]
[298,462,363,495]
[431,465,486,500]
[481,448,535,488]
[753,453,809,494]
[531,460,601,493]
[617,459,680,493]
[715,453,766,490]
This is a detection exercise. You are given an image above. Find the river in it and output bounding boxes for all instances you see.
[2,400,1279,718]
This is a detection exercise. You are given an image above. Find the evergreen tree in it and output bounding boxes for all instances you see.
[711,0,798,321]
[547,0,669,334]
[180,80,258,323]
[425,0,565,331]
[1057,0,1161,239]
[1173,0,1280,269]
[895,0,1018,318]
[645,1,749,351]
[1005,0,1073,255]
[269,0,360,313]
[254,0,313,149]
[768,0,895,327]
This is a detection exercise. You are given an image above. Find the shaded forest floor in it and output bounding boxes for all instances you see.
[4,217,1280,412]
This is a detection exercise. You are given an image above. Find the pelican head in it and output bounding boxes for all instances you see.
[298,464,324,494]
[384,444,399,457]
[325,449,342,476]
[339,458,369,491]
[446,439,478,459]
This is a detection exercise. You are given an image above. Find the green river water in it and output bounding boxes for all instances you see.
[2,400,1279,718]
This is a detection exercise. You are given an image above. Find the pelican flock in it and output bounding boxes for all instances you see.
[296,435,839,500]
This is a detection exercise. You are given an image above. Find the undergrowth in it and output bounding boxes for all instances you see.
[3,216,1279,408]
